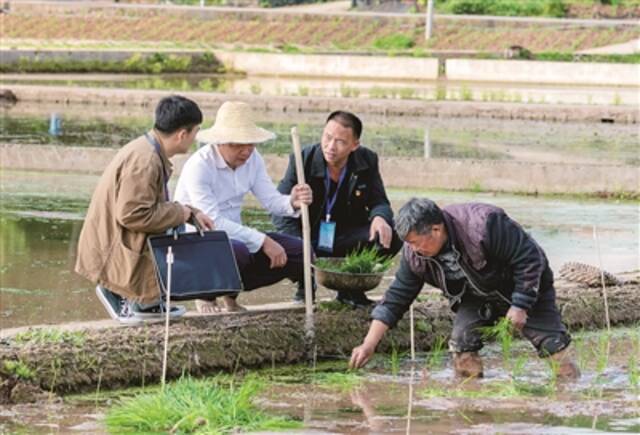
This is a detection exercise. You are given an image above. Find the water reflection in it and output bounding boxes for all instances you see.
[2,73,638,106]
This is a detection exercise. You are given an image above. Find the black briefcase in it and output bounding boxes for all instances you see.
[147,230,243,301]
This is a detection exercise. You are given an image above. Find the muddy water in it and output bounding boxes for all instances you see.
[1,169,638,330]
[1,327,638,433]
[2,101,639,165]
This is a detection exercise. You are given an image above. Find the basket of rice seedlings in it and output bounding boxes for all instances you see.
[312,246,393,293]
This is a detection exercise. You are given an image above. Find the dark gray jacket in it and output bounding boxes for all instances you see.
[372,203,553,328]
[273,143,393,237]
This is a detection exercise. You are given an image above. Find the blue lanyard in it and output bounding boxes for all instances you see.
[324,166,347,222]
[145,132,169,201]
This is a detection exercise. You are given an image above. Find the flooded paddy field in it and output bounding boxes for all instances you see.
[0,97,638,433]
[1,326,638,434]
[2,73,638,106]
[2,101,639,165]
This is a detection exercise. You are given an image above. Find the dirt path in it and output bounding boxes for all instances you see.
[579,38,640,55]
[277,0,351,13]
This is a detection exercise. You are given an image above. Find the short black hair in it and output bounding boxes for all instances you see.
[326,110,363,140]
[153,95,203,134]
[395,198,444,240]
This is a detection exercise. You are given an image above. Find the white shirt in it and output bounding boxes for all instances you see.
[174,145,297,253]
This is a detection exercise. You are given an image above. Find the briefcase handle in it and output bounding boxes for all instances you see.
[190,215,205,237]
[169,215,207,241]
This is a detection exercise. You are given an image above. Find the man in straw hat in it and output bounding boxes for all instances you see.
[274,110,402,307]
[76,95,214,324]
[174,101,312,313]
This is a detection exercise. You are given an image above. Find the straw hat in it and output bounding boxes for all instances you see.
[196,101,276,145]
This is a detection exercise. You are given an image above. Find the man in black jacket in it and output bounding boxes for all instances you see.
[349,198,579,379]
[274,111,402,306]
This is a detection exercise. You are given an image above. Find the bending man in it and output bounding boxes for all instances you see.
[350,198,579,379]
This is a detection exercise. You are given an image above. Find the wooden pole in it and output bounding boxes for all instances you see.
[291,127,315,356]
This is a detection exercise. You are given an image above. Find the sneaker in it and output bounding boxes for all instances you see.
[95,285,124,320]
[336,291,374,309]
[129,301,186,319]
[95,285,141,324]
[292,284,316,304]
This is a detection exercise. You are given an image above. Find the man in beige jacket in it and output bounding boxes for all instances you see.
[75,95,213,323]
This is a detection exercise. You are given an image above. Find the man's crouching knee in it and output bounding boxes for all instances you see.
[538,334,580,380]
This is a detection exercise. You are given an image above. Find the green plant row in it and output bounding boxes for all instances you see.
[0,52,223,74]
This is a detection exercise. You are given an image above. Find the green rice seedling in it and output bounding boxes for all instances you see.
[14,328,86,346]
[425,335,447,371]
[311,371,364,392]
[595,332,611,376]
[436,86,447,101]
[398,87,416,100]
[613,93,622,105]
[420,377,551,400]
[3,360,34,380]
[297,85,309,97]
[340,85,360,98]
[629,330,639,391]
[315,246,393,274]
[369,86,388,99]
[572,334,588,372]
[390,345,401,376]
[197,78,214,92]
[481,318,515,368]
[106,376,301,434]
[250,83,262,95]
[460,86,473,101]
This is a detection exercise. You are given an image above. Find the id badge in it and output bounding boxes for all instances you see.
[318,221,336,253]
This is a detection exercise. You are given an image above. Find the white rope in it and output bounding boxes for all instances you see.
[593,225,611,333]
[409,303,416,362]
[161,246,174,391]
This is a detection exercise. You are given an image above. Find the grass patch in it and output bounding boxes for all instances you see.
[0,52,223,74]
[373,34,415,51]
[106,376,301,434]
[314,246,393,274]
[3,360,35,380]
[317,300,353,312]
[13,328,86,346]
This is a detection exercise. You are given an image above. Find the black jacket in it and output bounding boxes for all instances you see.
[273,143,393,238]
[372,203,553,328]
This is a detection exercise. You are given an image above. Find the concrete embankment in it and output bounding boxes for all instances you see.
[6,84,638,124]
[2,143,637,196]
[5,48,639,87]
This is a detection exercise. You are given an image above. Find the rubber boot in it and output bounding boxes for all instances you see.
[453,351,484,378]
[548,346,580,379]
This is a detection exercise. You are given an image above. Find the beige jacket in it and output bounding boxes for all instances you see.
[75,135,184,303]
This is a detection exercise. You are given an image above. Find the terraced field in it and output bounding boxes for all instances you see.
[2,8,639,54]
